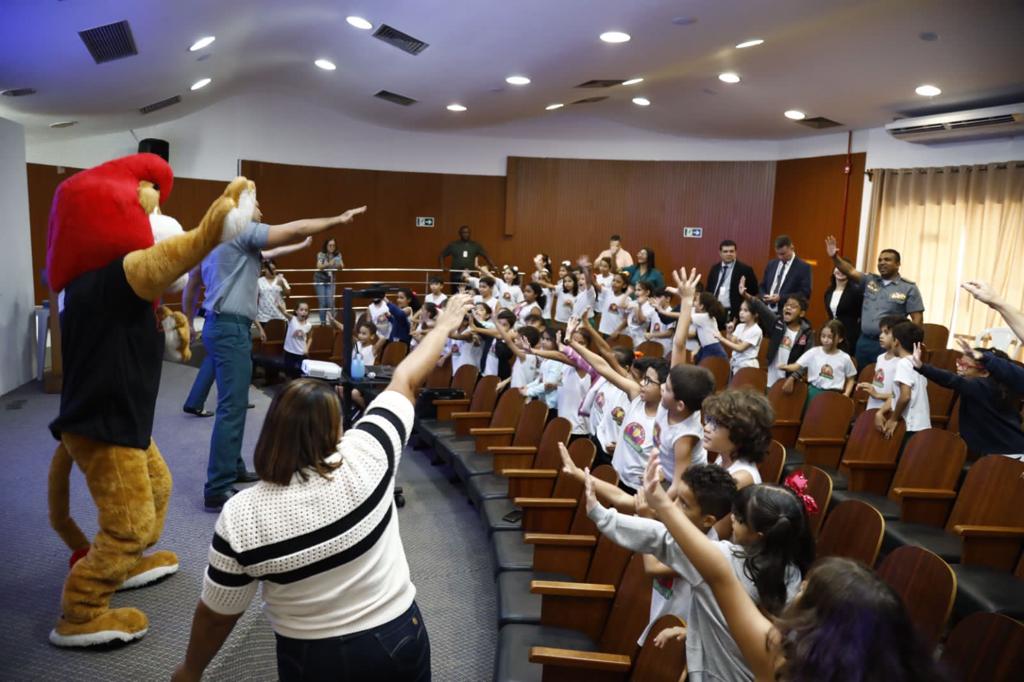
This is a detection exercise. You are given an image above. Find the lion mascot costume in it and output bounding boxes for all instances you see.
[45,153,256,646]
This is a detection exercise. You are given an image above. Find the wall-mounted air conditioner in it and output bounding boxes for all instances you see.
[885,103,1024,144]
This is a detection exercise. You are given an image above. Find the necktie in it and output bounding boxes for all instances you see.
[771,260,789,296]
[716,264,730,296]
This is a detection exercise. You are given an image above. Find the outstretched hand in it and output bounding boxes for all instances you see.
[339,206,368,223]
[961,280,999,307]
[910,342,924,368]
[583,467,598,513]
[642,451,672,512]
[825,235,839,258]
[738,275,751,300]
[672,267,701,300]
[557,442,581,480]
[955,336,983,361]
[437,294,473,332]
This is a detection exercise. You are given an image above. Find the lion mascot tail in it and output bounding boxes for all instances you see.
[48,443,91,568]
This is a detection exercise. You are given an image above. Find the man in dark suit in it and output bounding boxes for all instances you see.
[706,239,758,320]
[760,234,812,312]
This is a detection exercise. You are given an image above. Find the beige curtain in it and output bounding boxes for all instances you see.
[865,163,1024,341]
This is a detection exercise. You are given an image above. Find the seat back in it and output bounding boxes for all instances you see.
[531,418,574,470]
[816,499,884,566]
[380,340,409,366]
[468,375,500,413]
[630,615,687,682]
[876,546,955,646]
[851,362,875,420]
[928,380,956,428]
[887,429,967,503]
[698,356,730,392]
[260,318,287,356]
[928,348,962,372]
[839,409,905,495]
[801,465,833,537]
[329,328,345,363]
[758,440,786,484]
[944,455,1024,569]
[425,355,452,388]
[730,367,767,393]
[636,340,664,358]
[568,465,617,536]
[488,389,525,429]
[607,334,634,350]
[550,438,597,500]
[451,364,479,396]
[797,392,855,469]
[307,325,335,361]
[511,400,548,447]
[946,396,961,437]
[597,553,653,655]
[922,323,950,351]
[768,379,809,448]
[941,612,1024,682]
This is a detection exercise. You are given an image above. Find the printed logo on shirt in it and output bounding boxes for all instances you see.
[873,367,885,389]
[452,343,461,356]
[782,335,793,349]
[623,422,647,453]
[608,302,619,313]
[653,576,674,600]
[819,363,835,380]
[653,421,662,449]
[611,406,626,426]
[595,392,606,410]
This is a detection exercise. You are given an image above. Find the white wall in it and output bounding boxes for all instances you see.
[0,117,36,395]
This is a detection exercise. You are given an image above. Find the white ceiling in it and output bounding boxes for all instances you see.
[1,0,1023,140]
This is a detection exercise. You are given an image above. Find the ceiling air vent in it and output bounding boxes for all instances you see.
[576,79,626,88]
[374,90,418,106]
[796,116,843,129]
[139,95,181,115]
[79,20,138,64]
[372,24,429,55]
[885,103,1024,144]
[1,88,36,97]
[572,96,609,105]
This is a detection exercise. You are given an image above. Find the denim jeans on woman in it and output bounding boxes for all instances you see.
[275,601,431,681]
[315,281,335,324]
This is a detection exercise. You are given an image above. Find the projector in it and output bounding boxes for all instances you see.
[301,359,342,381]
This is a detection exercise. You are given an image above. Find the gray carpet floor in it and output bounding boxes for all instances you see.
[0,361,495,681]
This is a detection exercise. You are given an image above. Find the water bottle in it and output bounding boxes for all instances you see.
[351,351,365,381]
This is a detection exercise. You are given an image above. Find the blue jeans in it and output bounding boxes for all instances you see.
[202,314,252,498]
[275,601,431,681]
[315,281,335,324]
[855,334,882,371]
[696,342,727,364]
[183,352,215,411]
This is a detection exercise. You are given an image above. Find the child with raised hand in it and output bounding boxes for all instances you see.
[630,454,944,682]
[778,319,857,399]
[583,452,813,681]
[521,328,563,408]
[592,256,615,322]
[553,271,579,325]
[740,276,815,388]
[877,321,930,440]
[514,282,545,328]
[410,302,438,347]
[498,265,524,310]
[328,316,384,368]
[716,300,763,374]
[281,301,314,374]
[626,280,656,347]
[598,271,631,337]
[472,310,541,389]
[644,288,678,355]
[911,338,1024,458]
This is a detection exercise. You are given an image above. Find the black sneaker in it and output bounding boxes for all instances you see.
[204,489,239,513]
[235,470,260,484]
[184,407,214,417]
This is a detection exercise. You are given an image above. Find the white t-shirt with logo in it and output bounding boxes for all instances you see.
[611,396,658,489]
[448,337,482,375]
[653,406,706,482]
[595,273,614,315]
[627,300,656,346]
[893,356,932,432]
[510,354,540,389]
[424,292,447,307]
[353,341,376,366]
[284,317,312,356]
[496,282,524,311]
[729,322,763,372]
[366,300,392,340]
[599,293,630,335]
[641,527,719,645]
[557,365,592,434]
[554,287,575,323]
[867,352,900,411]
[796,347,857,391]
[648,313,676,355]
[691,311,720,348]
[768,327,800,387]
[597,384,631,453]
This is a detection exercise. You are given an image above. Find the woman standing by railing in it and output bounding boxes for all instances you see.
[314,237,344,324]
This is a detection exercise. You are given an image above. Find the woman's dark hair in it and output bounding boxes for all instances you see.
[668,365,716,412]
[638,247,655,270]
[396,287,421,313]
[731,484,815,615]
[776,557,948,682]
[702,389,774,463]
[254,379,341,485]
[681,464,738,520]
[698,292,728,331]
[525,282,546,309]
[518,326,541,348]
[320,237,337,254]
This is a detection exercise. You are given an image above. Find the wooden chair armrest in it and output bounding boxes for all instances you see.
[528,647,632,673]
[470,427,516,436]
[503,469,558,479]
[842,460,898,470]
[524,533,597,547]
[488,446,537,454]
[452,411,493,419]
[530,580,616,599]
[433,398,469,407]
[515,497,577,509]
[797,437,847,446]
[891,487,957,500]
[954,525,1024,538]
[774,419,801,426]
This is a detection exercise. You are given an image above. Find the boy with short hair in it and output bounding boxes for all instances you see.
[859,315,906,411]
[877,321,930,439]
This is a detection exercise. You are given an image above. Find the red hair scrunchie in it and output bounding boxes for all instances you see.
[784,471,819,515]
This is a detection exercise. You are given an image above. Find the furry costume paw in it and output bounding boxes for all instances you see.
[50,607,149,648]
[118,550,179,591]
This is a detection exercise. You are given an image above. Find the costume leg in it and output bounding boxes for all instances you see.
[204,316,252,498]
[119,440,179,590]
[183,350,216,411]
[52,433,153,645]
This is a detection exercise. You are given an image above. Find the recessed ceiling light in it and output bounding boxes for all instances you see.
[505,75,531,86]
[915,84,941,97]
[49,120,77,129]
[189,36,216,52]
[346,16,373,30]
[314,59,337,71]
[600,31,631,43]
[622,77,644,86]
[190,78,211,91]
[718,72,740,84]
[545,103,564,111]
[784,110,806,120]
[735,39,764,49]
[632,97,651,106]
[446,103,467,112]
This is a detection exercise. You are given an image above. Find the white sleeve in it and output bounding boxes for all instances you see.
[796,347,817,368]
[893,358,916,387]
[201,513,259,616]
[588,503,705,585]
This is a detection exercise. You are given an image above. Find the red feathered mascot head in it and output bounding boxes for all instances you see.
[46,153,174,293]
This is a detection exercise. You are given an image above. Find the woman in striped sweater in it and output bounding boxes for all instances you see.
[173,295,473,682]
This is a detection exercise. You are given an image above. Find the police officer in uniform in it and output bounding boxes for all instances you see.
[825,235,924,369]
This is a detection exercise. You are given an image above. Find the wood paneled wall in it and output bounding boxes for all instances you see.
[770,151,867,326]
[503,156,777,277]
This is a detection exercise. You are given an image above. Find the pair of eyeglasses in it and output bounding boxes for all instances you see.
[639,375,658,386]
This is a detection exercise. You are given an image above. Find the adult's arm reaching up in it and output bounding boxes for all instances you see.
[825,235,864,284]
[962,280,1024,343]
[387,294,473,401]
[263,206,367,250]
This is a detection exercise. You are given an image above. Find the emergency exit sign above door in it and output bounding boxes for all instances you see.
[416,216,435,227]
[683,227,703,238]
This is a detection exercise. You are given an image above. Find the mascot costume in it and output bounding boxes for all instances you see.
[45,153,256,646]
